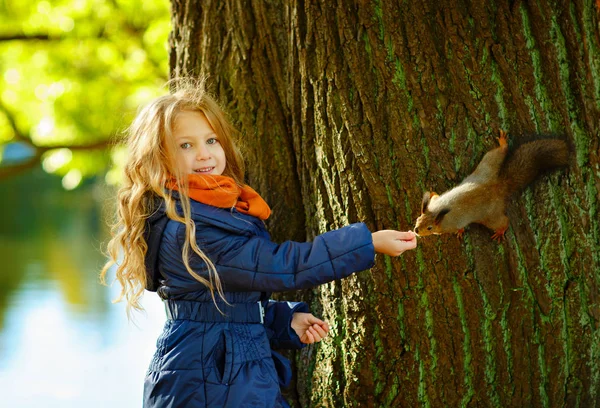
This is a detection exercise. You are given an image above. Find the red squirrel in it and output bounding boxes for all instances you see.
[414,130,569,241]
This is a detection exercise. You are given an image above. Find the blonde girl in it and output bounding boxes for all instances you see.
[101,79,417,408]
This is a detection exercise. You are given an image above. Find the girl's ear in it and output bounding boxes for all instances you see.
[421,191,438,214]
[434,208,450,225]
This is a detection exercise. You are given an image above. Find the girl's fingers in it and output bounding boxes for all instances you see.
[312,323,328,338]
[298,318,330,344]
[302,326,330,344]
[401,239,417,250]
[307,315,326,326]
[397,231,416,240]
[317,321,329,331]
[396,239,417,254]
[314,321,329,333]
[308,327,321,342]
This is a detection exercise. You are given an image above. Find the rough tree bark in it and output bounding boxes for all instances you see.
[169,1,600,407]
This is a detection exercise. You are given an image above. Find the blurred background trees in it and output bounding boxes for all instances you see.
[0,3,171,406]
[0,0,170,188]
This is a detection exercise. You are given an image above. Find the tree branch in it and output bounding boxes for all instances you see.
[0,97,124,180]
[0,138,121,180]
[0,152,42,180]
[0,30,112,43]
[36,138,120,152]
[1,98,122,150]
[0,33,58,42]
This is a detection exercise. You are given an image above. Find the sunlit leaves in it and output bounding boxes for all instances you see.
[42,147,72,172]
[0,0,170,186]
[0,112,12,144]
[42,148,109,188]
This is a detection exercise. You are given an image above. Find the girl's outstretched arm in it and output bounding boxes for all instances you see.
[188,222,376,292]
[174,223,418,293]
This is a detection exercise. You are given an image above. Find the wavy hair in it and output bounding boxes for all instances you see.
[100,78,245,316]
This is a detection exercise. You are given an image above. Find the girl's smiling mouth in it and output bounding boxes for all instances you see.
[194,167,215,173]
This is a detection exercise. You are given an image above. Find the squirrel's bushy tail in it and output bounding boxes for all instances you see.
[501,139,569,196]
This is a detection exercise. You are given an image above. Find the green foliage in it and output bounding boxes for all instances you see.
[0,0,170,188]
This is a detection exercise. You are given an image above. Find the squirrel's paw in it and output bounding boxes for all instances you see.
[456,228,465,240]
[491,226,508,242]
[497,130,508,148]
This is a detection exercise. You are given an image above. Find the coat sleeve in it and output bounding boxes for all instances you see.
[192,222,375,292]
[263,300,309,350]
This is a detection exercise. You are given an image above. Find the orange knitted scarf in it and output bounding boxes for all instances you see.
[168,174,271,220]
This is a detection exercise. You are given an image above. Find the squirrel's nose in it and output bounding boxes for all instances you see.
[414,227,419,234]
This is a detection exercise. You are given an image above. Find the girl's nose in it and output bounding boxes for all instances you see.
[196,146,211,160]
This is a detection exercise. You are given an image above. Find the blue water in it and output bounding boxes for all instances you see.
[0,170,166,407]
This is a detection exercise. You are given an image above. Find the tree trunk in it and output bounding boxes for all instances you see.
[169,1,600,406]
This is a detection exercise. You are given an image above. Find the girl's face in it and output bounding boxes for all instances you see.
[172,110,226,176]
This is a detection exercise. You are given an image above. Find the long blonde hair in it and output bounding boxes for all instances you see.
[100,78,245,315]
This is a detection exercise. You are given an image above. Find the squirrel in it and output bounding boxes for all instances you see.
[414,130,569,241]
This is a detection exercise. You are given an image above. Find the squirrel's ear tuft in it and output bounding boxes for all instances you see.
[434,208,451,225]
[421,191,439,214]
[421,192,432,214]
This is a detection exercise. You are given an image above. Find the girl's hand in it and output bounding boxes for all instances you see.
[291,312,330,344]
[372,230,417,256]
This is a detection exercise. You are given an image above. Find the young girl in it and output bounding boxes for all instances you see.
[101,79,417,408]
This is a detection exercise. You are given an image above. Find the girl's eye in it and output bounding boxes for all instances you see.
[207,137,218,145]
[180,142,191,149]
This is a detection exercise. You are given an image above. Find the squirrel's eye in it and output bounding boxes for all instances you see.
[427,226,433,230]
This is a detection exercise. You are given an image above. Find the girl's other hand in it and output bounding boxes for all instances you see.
[291,312,330,344]
[372,230,417,256]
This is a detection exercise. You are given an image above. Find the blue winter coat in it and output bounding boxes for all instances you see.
[142,198,375,407]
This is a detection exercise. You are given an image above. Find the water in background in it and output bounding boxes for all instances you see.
[0,169,165,407]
